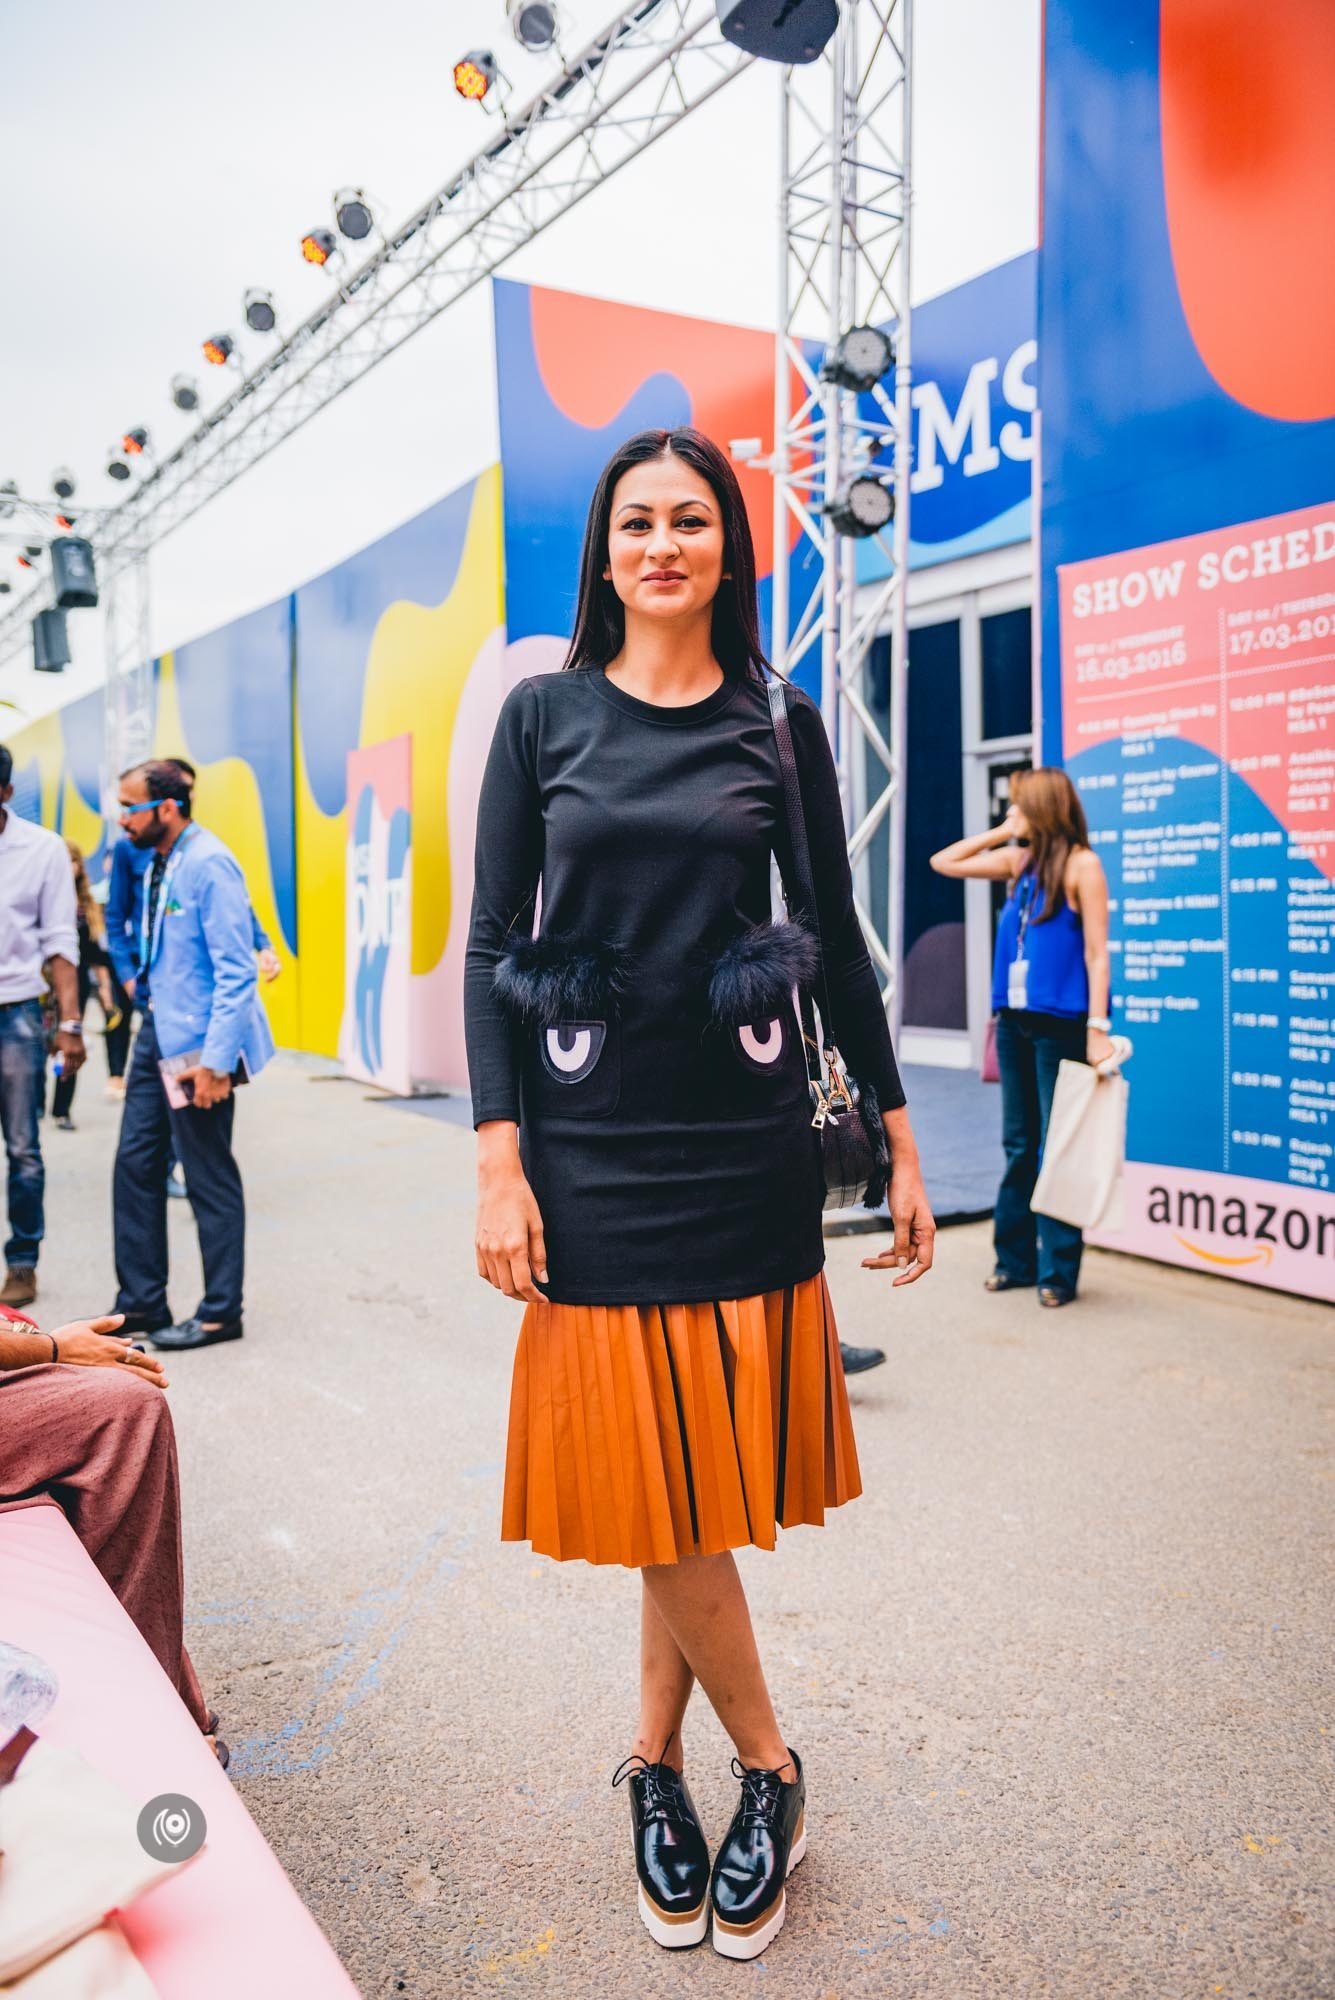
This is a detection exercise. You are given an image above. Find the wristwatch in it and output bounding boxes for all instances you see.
[1087,1015,1111,1032]
[57,1020,85,1036]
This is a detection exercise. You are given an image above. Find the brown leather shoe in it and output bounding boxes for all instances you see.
[0,1266,37,1308]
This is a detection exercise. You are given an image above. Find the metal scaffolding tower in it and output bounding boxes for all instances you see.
[769,0,912,1036]
[101,551,154,817]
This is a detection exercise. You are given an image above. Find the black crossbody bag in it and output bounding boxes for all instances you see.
[767,676,891,1212]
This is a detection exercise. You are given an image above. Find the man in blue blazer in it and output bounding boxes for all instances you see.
[111,759,274,1350]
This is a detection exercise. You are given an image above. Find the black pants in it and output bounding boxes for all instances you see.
[113,1015,245,1324]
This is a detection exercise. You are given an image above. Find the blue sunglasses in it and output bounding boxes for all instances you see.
[118,798,185,817]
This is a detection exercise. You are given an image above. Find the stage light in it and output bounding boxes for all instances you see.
[826,475,893,539]
[51,468,76,501]
[0,581,10,595]
[301,227,337,268]
[334,189,374,241]
[243,287,277,334]
[107,455,132,482]
[171,374,201,411]
[716,0,837,63]
[822,324,894,394]
[507,0,559,52]
[33,607,70,674]
[202,333,234,367]
[122,427,149,456]
[454,49,498,101]
[55,514,75,530]
[23,546,42,562]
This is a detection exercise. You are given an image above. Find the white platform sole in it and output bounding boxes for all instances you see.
[711,1824,808,1960]
[637,1884,709,1950]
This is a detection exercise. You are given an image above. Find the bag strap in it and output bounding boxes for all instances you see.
[766,677,849,1119]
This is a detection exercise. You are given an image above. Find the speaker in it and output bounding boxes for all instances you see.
[716,0,837,63]
[50,535,98,609]
[32,608,70,673]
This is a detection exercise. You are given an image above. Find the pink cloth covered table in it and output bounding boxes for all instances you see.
[0,1501,360,1998]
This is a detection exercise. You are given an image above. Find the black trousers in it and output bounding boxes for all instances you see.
[113,1015,245,1324]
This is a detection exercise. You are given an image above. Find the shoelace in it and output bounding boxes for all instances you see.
[730,1756,785,1830]
[611,1742,688,1825]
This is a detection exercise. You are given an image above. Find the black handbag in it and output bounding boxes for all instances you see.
[766,676,891,1212]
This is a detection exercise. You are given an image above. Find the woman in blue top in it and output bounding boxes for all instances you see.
[931,768,1113,1306]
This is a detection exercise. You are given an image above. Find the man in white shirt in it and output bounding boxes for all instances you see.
[0,745,83,1305]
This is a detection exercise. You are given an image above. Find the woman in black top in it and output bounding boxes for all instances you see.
[465,428,934,1959]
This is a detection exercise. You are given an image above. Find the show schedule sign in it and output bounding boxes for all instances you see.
[1059,499,1335,1301]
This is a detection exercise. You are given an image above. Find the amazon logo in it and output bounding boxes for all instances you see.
[1147,1184,1335,1268]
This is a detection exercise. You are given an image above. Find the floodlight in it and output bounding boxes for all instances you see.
[822,324,894,394]
[826,475,893,538]
[454,49,498,100]
[171,374,201,411]
[507,0,559,52]
[106,455,132,482]
[334,189,374,241]
[301,227,338,267]
[244,288,277,333]
[122,427,150,456]
[202,333,234,366]
[51,468,76,501]
[55,514,75,530]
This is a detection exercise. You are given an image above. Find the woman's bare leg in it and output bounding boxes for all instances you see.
[641,1550,794,1779]
[630,1580,694,1770]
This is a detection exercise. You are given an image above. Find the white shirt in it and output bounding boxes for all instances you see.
[0,810,79,1003]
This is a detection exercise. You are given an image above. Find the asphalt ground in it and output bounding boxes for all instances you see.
[33,1052,1335,2000]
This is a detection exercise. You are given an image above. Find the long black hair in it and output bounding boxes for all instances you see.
[562,427,770,682]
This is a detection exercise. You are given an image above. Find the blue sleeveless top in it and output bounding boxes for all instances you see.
[991,869,1088,1017]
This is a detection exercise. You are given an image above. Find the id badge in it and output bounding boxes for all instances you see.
[1007,956,1029,1009]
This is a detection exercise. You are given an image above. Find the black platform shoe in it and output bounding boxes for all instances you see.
[710,1749,806,1960]
[611,1754,710,1949]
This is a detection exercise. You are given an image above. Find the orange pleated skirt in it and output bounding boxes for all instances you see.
[501,1272,861,1568]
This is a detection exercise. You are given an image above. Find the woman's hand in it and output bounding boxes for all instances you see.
[1086,1025,1117,1071]
[49,1315,169,1388]
[862,1163,936,1286]
[476,1128,549,1304]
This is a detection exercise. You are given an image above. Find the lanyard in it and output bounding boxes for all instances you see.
[139,824,198,975]
[1013,873,1037,962]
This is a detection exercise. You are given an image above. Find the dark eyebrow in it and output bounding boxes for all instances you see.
[614,498,715,516]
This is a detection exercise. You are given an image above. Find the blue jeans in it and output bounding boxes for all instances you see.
[993,1007,1087,1297]
[0,999,46,1267]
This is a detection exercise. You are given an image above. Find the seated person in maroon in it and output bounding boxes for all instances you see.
[0,1304,227,1764]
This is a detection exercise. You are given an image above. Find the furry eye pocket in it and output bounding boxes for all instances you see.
[540,1021,606,1083]
[736,1017,787,1070]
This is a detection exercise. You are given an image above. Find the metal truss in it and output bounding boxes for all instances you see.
[102,550,154,821]
[0,0,752,668]
[769,0,912,1037]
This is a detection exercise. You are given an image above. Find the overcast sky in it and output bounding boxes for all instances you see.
[0,0,1039,723]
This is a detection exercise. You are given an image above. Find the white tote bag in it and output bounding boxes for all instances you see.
[1030,1057,1128,1232]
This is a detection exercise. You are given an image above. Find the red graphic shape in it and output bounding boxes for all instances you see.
[530,287,785,576]
[1161,0,1335,421]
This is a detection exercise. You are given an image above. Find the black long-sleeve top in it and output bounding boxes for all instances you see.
[464,666,905,1304]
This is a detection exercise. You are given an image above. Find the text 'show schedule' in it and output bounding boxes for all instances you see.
[1058,498,1335,1300]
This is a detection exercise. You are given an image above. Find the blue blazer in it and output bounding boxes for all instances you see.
[143,825,275,1078]
[106,835,272,991]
